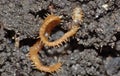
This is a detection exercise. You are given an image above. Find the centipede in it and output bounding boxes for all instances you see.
[28,7,84,73]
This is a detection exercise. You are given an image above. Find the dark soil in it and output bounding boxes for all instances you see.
[0,0,120,76]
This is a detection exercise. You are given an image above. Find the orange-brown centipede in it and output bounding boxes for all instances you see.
[28,7,83,73]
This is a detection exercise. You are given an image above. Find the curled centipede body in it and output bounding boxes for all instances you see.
[39,14,80,47]
[28,39,62,73]
[28,7,84,73]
